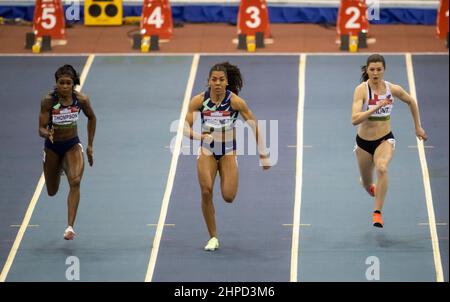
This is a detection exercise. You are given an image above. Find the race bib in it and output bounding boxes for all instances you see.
[203,110,234,130]
[52,107,79,125]
[368,95,393,120]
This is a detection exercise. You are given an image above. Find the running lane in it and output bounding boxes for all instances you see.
[298,55,436,281]
[412,54,448,281]
[152,55,299,281]
[5,56,194,281]
[0,56,87,276]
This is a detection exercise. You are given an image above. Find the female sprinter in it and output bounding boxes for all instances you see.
[184,62,271,251]
[351,54,427,228]
[38,64,96,240]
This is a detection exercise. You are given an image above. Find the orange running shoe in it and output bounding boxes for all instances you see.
[373,212,384,228]
[369,184,376,197]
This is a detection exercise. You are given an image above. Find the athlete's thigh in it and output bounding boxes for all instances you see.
[355,147,374,176]
[63,144,84,183]
[373,140,394,168]
[197,151,218,190]
[218,154,238,196]
[43,148,62,190]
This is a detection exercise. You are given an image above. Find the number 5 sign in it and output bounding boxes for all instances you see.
[140,0,173,40]
[33,0,66,39]
[237,0,270,38]
[337,0,369,36]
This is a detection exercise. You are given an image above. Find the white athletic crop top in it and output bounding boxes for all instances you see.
[362,80,394,121]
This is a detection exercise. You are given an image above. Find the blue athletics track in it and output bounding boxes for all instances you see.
[0,53,447,282]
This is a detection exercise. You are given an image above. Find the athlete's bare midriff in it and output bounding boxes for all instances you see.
[52,126,78,142]
[202,128,235,143]
[357,119,391,141]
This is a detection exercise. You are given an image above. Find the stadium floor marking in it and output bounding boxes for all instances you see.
[9,225,39,228]
[0,52,446,281]
[406,52,444,282]
[408,145,434,148]
[290,53,307,282]
[418,223,448,226]
[283,224,311,227]
[288,145,312,148]
[144,54,200,282]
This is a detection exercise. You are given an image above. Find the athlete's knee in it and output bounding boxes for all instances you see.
[201,187,213,201]
[375,162,388,175]
[68,176,82,188]
[222,193,236,203]
[45,181,59,196]
[47,188,58,197]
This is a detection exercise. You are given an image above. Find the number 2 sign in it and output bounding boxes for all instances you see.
[237,0,270,38]
[337,0,369,36]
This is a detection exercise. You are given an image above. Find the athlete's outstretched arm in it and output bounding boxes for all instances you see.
[232,95,270,170]
[78,92,96,166]
[39,96,54,142]
[184,94,211,142]
[390,84,427,141]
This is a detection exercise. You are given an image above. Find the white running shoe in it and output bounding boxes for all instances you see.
[64,226,76,240]
[204,237,219,251]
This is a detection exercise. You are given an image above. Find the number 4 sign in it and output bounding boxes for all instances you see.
[140,0,173,40]
[33,0,66,39]
[237,0,270,38]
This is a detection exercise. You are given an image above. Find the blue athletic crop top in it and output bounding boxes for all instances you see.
[200,89,239,132]
[49,91,81,129]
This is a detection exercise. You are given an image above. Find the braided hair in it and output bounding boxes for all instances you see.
[54,64,80,86]
[208,62,243,95]
[360,54,386,82]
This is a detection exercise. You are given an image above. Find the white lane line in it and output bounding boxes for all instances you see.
[144,54,200,282]
[287,145,312,148]
[290,53,306,282]
[408,145,434,148]
[0,54,95,282]
[406,53,444,282]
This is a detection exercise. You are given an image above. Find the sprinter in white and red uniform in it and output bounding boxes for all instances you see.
[184,62,271,251]
[38,64,96,240]
[351,54,427,228]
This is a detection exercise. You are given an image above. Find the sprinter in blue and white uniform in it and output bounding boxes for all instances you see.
[38,64,96,240]
[184,62,271,251]
[351,54,427,228]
